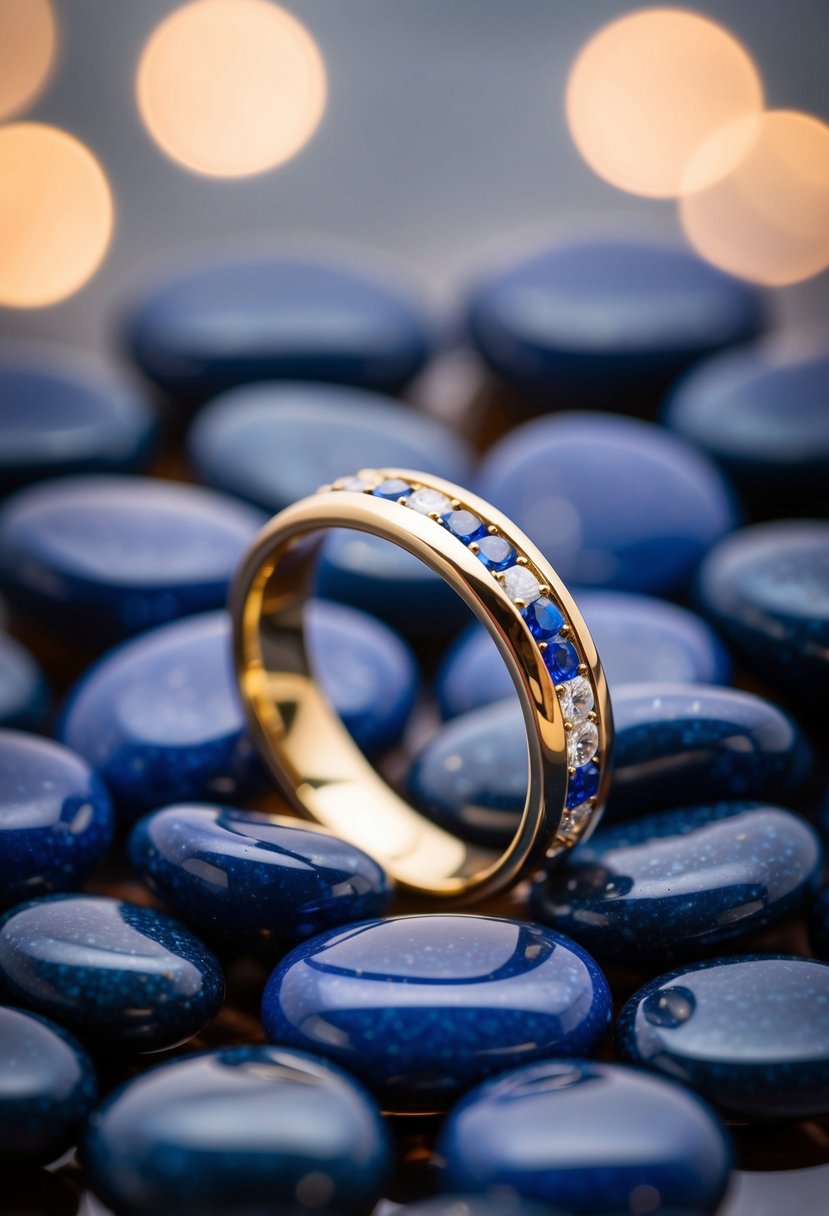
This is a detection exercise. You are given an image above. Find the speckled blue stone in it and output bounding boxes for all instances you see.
[0,1006,97,1165]
[477,413,738,595]
[125,253,434,405]
[809,885,829,961]
[0,731,114,911]
[465,236,764,406]
[0,342,157,494]
[437,1059,732,1215]
[617,955,829,1119]
[0,476,265,644]
[129,804,392,955]
[261,915,611,1111]
[187,381,470,514]
[531,803,822,968]
[85,1046,392,1216]
[0,894,224,1053]
[0,633,48,730]
[698,520,829,706]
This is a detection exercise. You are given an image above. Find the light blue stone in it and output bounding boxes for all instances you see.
[372,477,413,501]
[0,633,48,731]
[474,534,515,572]
[444,510,487,544]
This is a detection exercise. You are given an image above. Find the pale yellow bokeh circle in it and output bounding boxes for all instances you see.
[680,110,829,286]
[566,8,764,198]
[0,0,57,120]
[0,123,114,309]
[136,0,327,178]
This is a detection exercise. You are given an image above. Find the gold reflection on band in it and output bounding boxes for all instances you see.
[0,0,57,121]
[136,0,327,178]
[0,123,114,309]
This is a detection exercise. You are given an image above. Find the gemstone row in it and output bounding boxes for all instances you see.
[327,471,603,845]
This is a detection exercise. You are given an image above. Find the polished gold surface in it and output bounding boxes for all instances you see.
[231,469,613,904]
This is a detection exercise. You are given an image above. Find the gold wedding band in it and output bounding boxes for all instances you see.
[230,469,613,904]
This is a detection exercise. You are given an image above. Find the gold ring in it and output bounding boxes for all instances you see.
[230,468,613,904]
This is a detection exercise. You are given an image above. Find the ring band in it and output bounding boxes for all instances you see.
[230,469,613,904]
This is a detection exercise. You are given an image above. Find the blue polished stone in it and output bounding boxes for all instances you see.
[466,236,764,406]
[129,804,392,955]
[85,1045,392,1216]
[0,342,157,494]
[474,535,516,572]
[617,955,829,1120]
[531,803,822,969]
[543,640,580,683]
[444,509,487,544]
[372,477,414,501]
[187,381,470,514]
[664,332,829,511]
[523,596,565,642]
[0,731,114,911]
[261,915,611,1111]
[477,412,738,595]
[809,885,829,961]
[0,633,48,731]
[566,762,600,809]
[0,476,265,644]
[0,1006,96,1166]
[125,253,434,405]
[437,1059,732,1215]
[698,520,829,706]
[0,894,224,1053]
[397,1198,562,1216]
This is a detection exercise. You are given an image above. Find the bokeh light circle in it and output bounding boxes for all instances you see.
[680,110,829,286]
[0,0,57,121]
[566,8,763,198]
[0,123,114,309]
[136,0,327,178]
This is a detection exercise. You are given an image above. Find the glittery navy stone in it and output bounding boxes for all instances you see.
[531,803,822,969]
[128,804,392,955]
[373,477,413,501]
[543,640,580,683]
[474,534,516,572]
[477,412,738,595]
[125,253,434,405]
[0,342,157,494]
[437,1059,732,1216]
[808,885,829,962]
[523,596,565,642]
[261,915,611,1112]
[85,1046,392,1216]
[0,476,265,645]
[188,384,470,514]
[566,762,600,808]
[465,236,764,408]
[397,1199,556,1216]
[0,894,224,1053]
[617,955,829,1120]
[0,1006,97,1166]
[0,731,114,911]
[698,521,829,706]
[444,509,487,544]
[0,633,48,731]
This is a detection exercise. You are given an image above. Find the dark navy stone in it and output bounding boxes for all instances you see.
[0,731,114,911]
[664,332,829,513]
[125,253,434,405]
[0,894,224,1053]
[0,1006,97,1166]
[617,955,829,1120]
[531,803,822,969]
[0,475,265,644]
[0,342,157,494]
[85,1045,392,1216]
[261,915,611,1111]
[524,596,565,642]
[465,236,764,407]
[809,885,829,961]
[543,640,580,683]
[397,1198,561,1216]
[437,1059,732,1215]
[566,762,600,809]
[0,632,48,731]
[698,520,829,706]
[187,381,470,514]
[128,804,392,955]
[476,412,738,595]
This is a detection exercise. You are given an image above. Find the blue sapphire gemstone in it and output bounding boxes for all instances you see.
[444,509,487,544]
[0,731,114,911]
[473,534,516,572]
[0,894,224,1053]
[809,885,829,961]
[261,915,611,1112]
[85,1046,392,1216]
[0,1006,97,1166]
[543,640,580,683]
[617,955,829,1120]
[523,596,565,641]
[372,477,412,501]
[0,633,48,731]
[437,1059,732,1215]
[566,762,600,808]
[532,802,822,968]
[128,804,392,955]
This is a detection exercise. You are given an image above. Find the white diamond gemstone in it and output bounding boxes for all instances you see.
[408,487,452,516]
[336,474,377,491]
[560,676,594,724]
[568,719,599,767]
[560,802,592,837]
[502,565,541,605]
